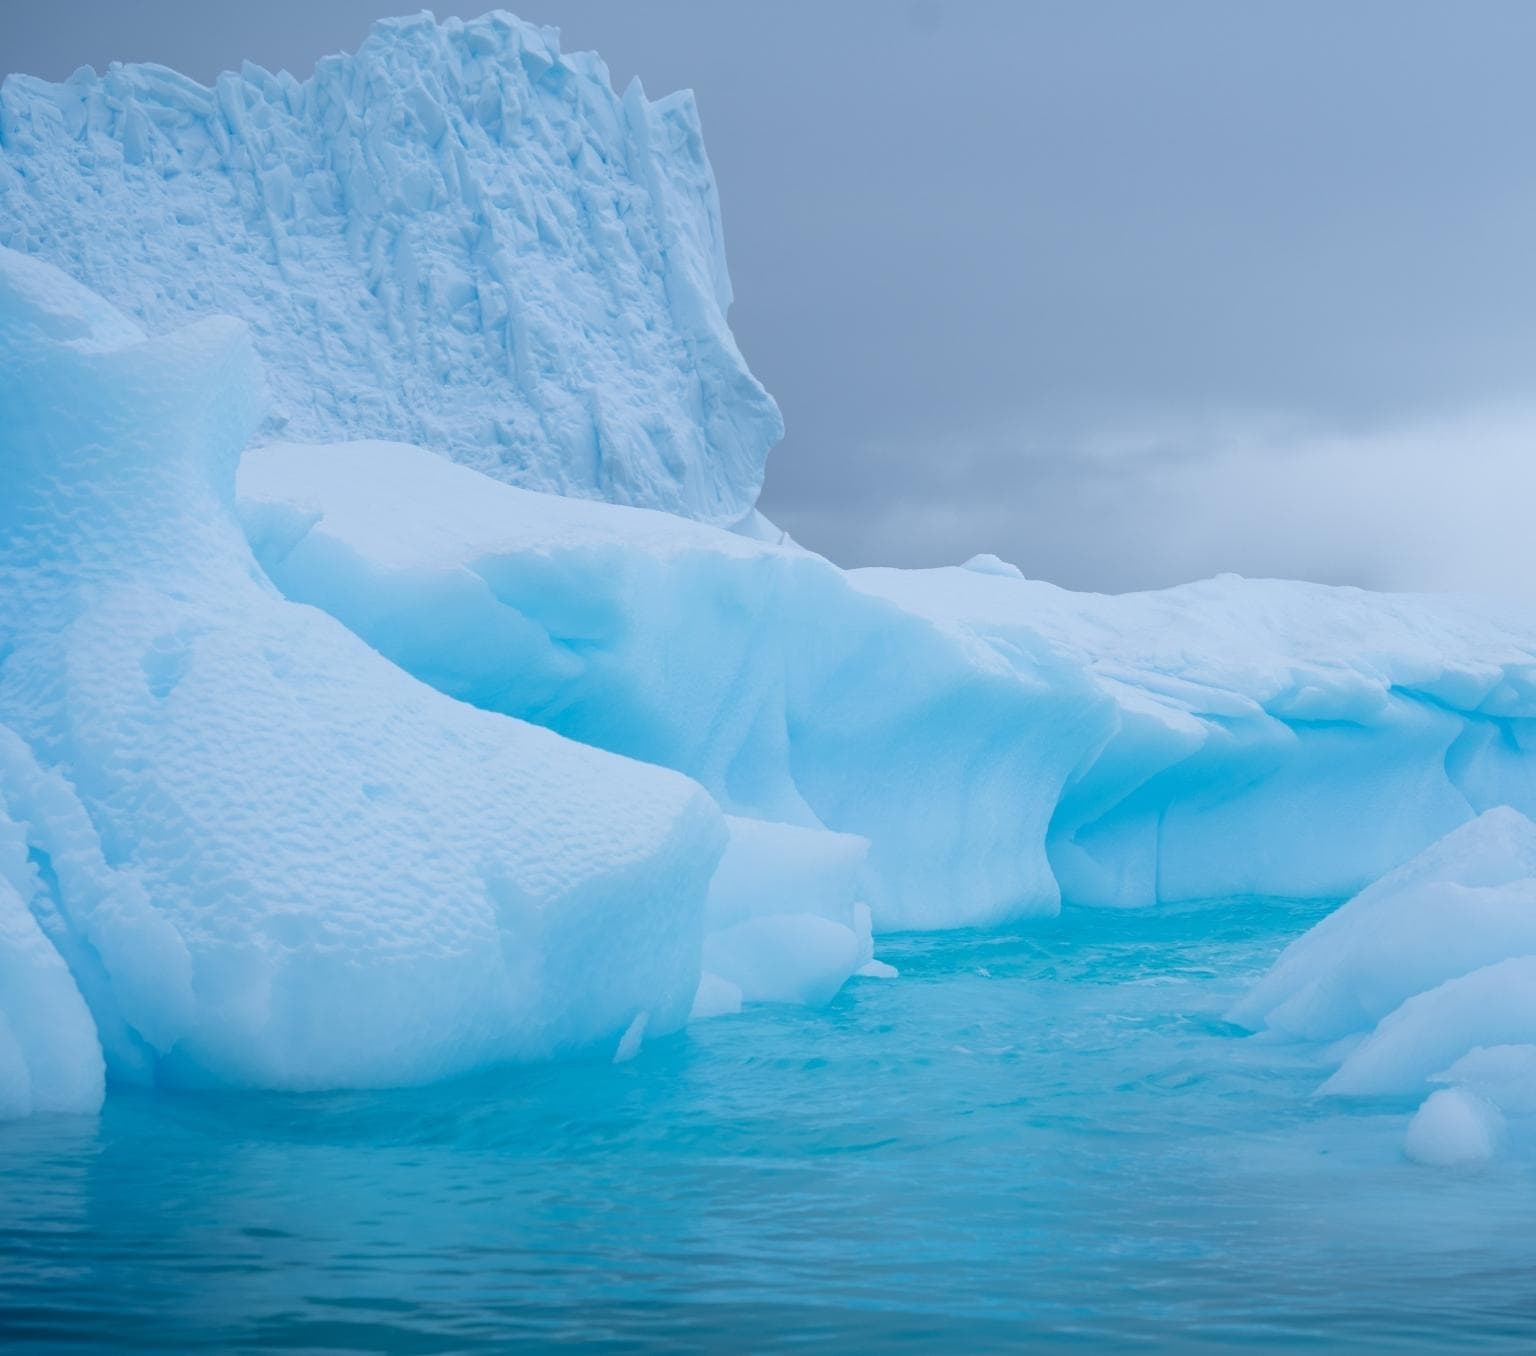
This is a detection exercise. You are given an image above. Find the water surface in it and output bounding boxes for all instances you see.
[3,899,1533,1352]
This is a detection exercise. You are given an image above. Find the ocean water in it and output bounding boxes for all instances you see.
[3,898,1534,1353]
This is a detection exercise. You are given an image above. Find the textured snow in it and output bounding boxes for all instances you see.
[0,12,779,522]
[240,439,1536,928]
[0,243,732,1107]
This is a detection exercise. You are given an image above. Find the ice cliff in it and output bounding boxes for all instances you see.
[0,12,780,522]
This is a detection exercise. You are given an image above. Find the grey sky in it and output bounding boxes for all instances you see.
[5,2,1536,593]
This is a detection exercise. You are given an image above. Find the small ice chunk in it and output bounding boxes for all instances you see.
[857,959,899,979]
[960,553,1024,578]
[1231,807,1536,1042]
[701,818,869,1006]
[688,972,743,1022]
[613,1012,648,1064]
[1323,955,1536,1096]
[1404,1088,1503,1166]
[703,914,861,1007]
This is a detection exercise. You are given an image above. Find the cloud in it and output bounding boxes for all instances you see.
[766,405,1536,600]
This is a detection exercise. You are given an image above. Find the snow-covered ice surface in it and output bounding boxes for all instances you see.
[240,438,1536,930]
[0,12,780,523]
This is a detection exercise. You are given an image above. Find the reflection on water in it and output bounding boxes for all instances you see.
[3,899,1534,1352]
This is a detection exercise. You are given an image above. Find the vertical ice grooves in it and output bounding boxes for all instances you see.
[0,12,783,523]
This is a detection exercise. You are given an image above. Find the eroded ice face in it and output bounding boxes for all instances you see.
[0,13,781,524]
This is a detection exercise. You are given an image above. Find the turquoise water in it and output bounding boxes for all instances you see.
[3,899,1534,1353]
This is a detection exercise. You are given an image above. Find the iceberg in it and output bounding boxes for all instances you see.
[860,568,1536,910]
[1229,806,1536,1043]
[1402,1087,1503,1167]
[1235,808,1536,1162]
[8,12,1536,1128]
[239,438,1536,927]
[0,12,780,523]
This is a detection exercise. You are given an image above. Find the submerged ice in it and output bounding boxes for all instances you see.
[5,13,1536,1135]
